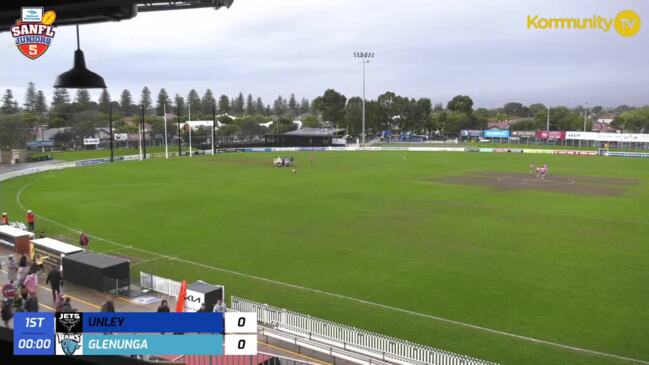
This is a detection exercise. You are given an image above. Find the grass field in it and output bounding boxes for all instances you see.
[1,151,648,365]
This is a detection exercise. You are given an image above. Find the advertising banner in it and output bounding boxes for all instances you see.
[512,131,536,138]
[565,131,649,143]
[607,151,649,158]
[535,130,566,140]
[483,129,510,138]
[460,129,483,137]
[407,147,465,152]
[83,138,100,145]
[553,150,598,156]
[523,149,555,154]
[76,159,107,167]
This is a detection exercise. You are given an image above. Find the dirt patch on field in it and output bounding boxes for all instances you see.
[437,171,640,196]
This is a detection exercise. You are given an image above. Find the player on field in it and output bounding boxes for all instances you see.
[529,163,535,176]
[540,164,548,179]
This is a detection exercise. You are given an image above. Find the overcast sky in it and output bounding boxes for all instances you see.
[1,0,647,109]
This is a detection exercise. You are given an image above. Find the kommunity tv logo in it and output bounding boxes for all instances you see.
[527,9,641,37]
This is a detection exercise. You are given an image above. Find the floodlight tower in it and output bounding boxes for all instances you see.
[353,52,374,146]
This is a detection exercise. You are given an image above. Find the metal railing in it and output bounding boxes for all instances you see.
[232,297,498,365]
[258,326,394,365]
[102,276,131,296]
[140,271,182,298]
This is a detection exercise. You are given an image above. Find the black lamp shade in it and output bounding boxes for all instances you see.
[54,49,106,89]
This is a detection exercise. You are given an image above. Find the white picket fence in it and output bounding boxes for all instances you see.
[232,297,498,365]
[139,271,182,298]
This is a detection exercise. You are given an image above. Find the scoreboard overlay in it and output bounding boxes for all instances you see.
[14,312,257,356]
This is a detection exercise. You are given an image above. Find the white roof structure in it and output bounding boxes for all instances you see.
[31,238,84,255]
[0,225,34,238]
[182,120,224,130]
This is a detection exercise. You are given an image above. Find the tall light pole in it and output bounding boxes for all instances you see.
[353,52,374,146]
[583,102,589,132]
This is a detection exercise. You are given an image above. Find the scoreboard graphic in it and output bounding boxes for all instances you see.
[14,312,257,356]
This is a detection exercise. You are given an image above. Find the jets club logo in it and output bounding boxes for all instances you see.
[10,7,57,60]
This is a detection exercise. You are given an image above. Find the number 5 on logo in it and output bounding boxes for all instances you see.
[224,335,257,355]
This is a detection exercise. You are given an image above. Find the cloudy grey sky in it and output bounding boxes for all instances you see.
[1,0,647,108]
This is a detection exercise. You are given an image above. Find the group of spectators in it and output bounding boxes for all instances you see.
[1,210,36,232]
[0,253,77,328]
[155,299,226,313]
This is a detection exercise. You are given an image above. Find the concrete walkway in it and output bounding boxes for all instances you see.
[0,247,335,364]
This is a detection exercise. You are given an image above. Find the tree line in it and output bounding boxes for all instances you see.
[1,81,648,149]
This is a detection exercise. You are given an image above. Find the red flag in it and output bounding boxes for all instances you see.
[176,280,187,312]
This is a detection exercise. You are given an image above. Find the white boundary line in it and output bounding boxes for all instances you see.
[13,179,649,364]
[130,255,170,267]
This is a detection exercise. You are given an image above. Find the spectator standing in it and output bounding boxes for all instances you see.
[13,296,24,312]
[79,232,89,249]
[54,294,65,312]
[17,255,29,285]
[1,299,12,327]
[2,281,17,301]
[34,254,45,274]
[23,272,38,296]
[0,213,8,225]
[156,300,170,312]
[29,258,40,275]
[101,296,115,312]
[19,286,28,301]
[196,303,208,312]
[24,294,39,312]
[46,267,62,302]
[7,256,18,282]
[26,210,35,232]
[212,300,226,313]
[61,296,75,312]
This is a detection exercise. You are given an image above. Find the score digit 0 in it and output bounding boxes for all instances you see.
[224,313,257,334]
[224,334,257,355]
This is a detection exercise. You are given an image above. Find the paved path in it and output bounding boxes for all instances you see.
[0,247,335,364]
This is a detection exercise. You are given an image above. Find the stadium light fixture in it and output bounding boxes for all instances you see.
[353,51,374,146]
[54,25,106,89]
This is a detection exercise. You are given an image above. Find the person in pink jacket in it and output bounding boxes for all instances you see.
[23,273,38,296]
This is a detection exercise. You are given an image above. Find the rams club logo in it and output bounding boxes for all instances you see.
[56,312,83,356]
[56,333,83,356]
[10,7,56,60]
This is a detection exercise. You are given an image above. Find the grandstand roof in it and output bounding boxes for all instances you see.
[284,128,345,136]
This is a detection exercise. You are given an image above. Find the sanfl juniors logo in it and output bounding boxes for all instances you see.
[10,7,57,59]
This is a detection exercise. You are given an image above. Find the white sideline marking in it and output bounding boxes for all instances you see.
[96,245,133,254]
[130,255,169,267]
[14,179,649,365]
